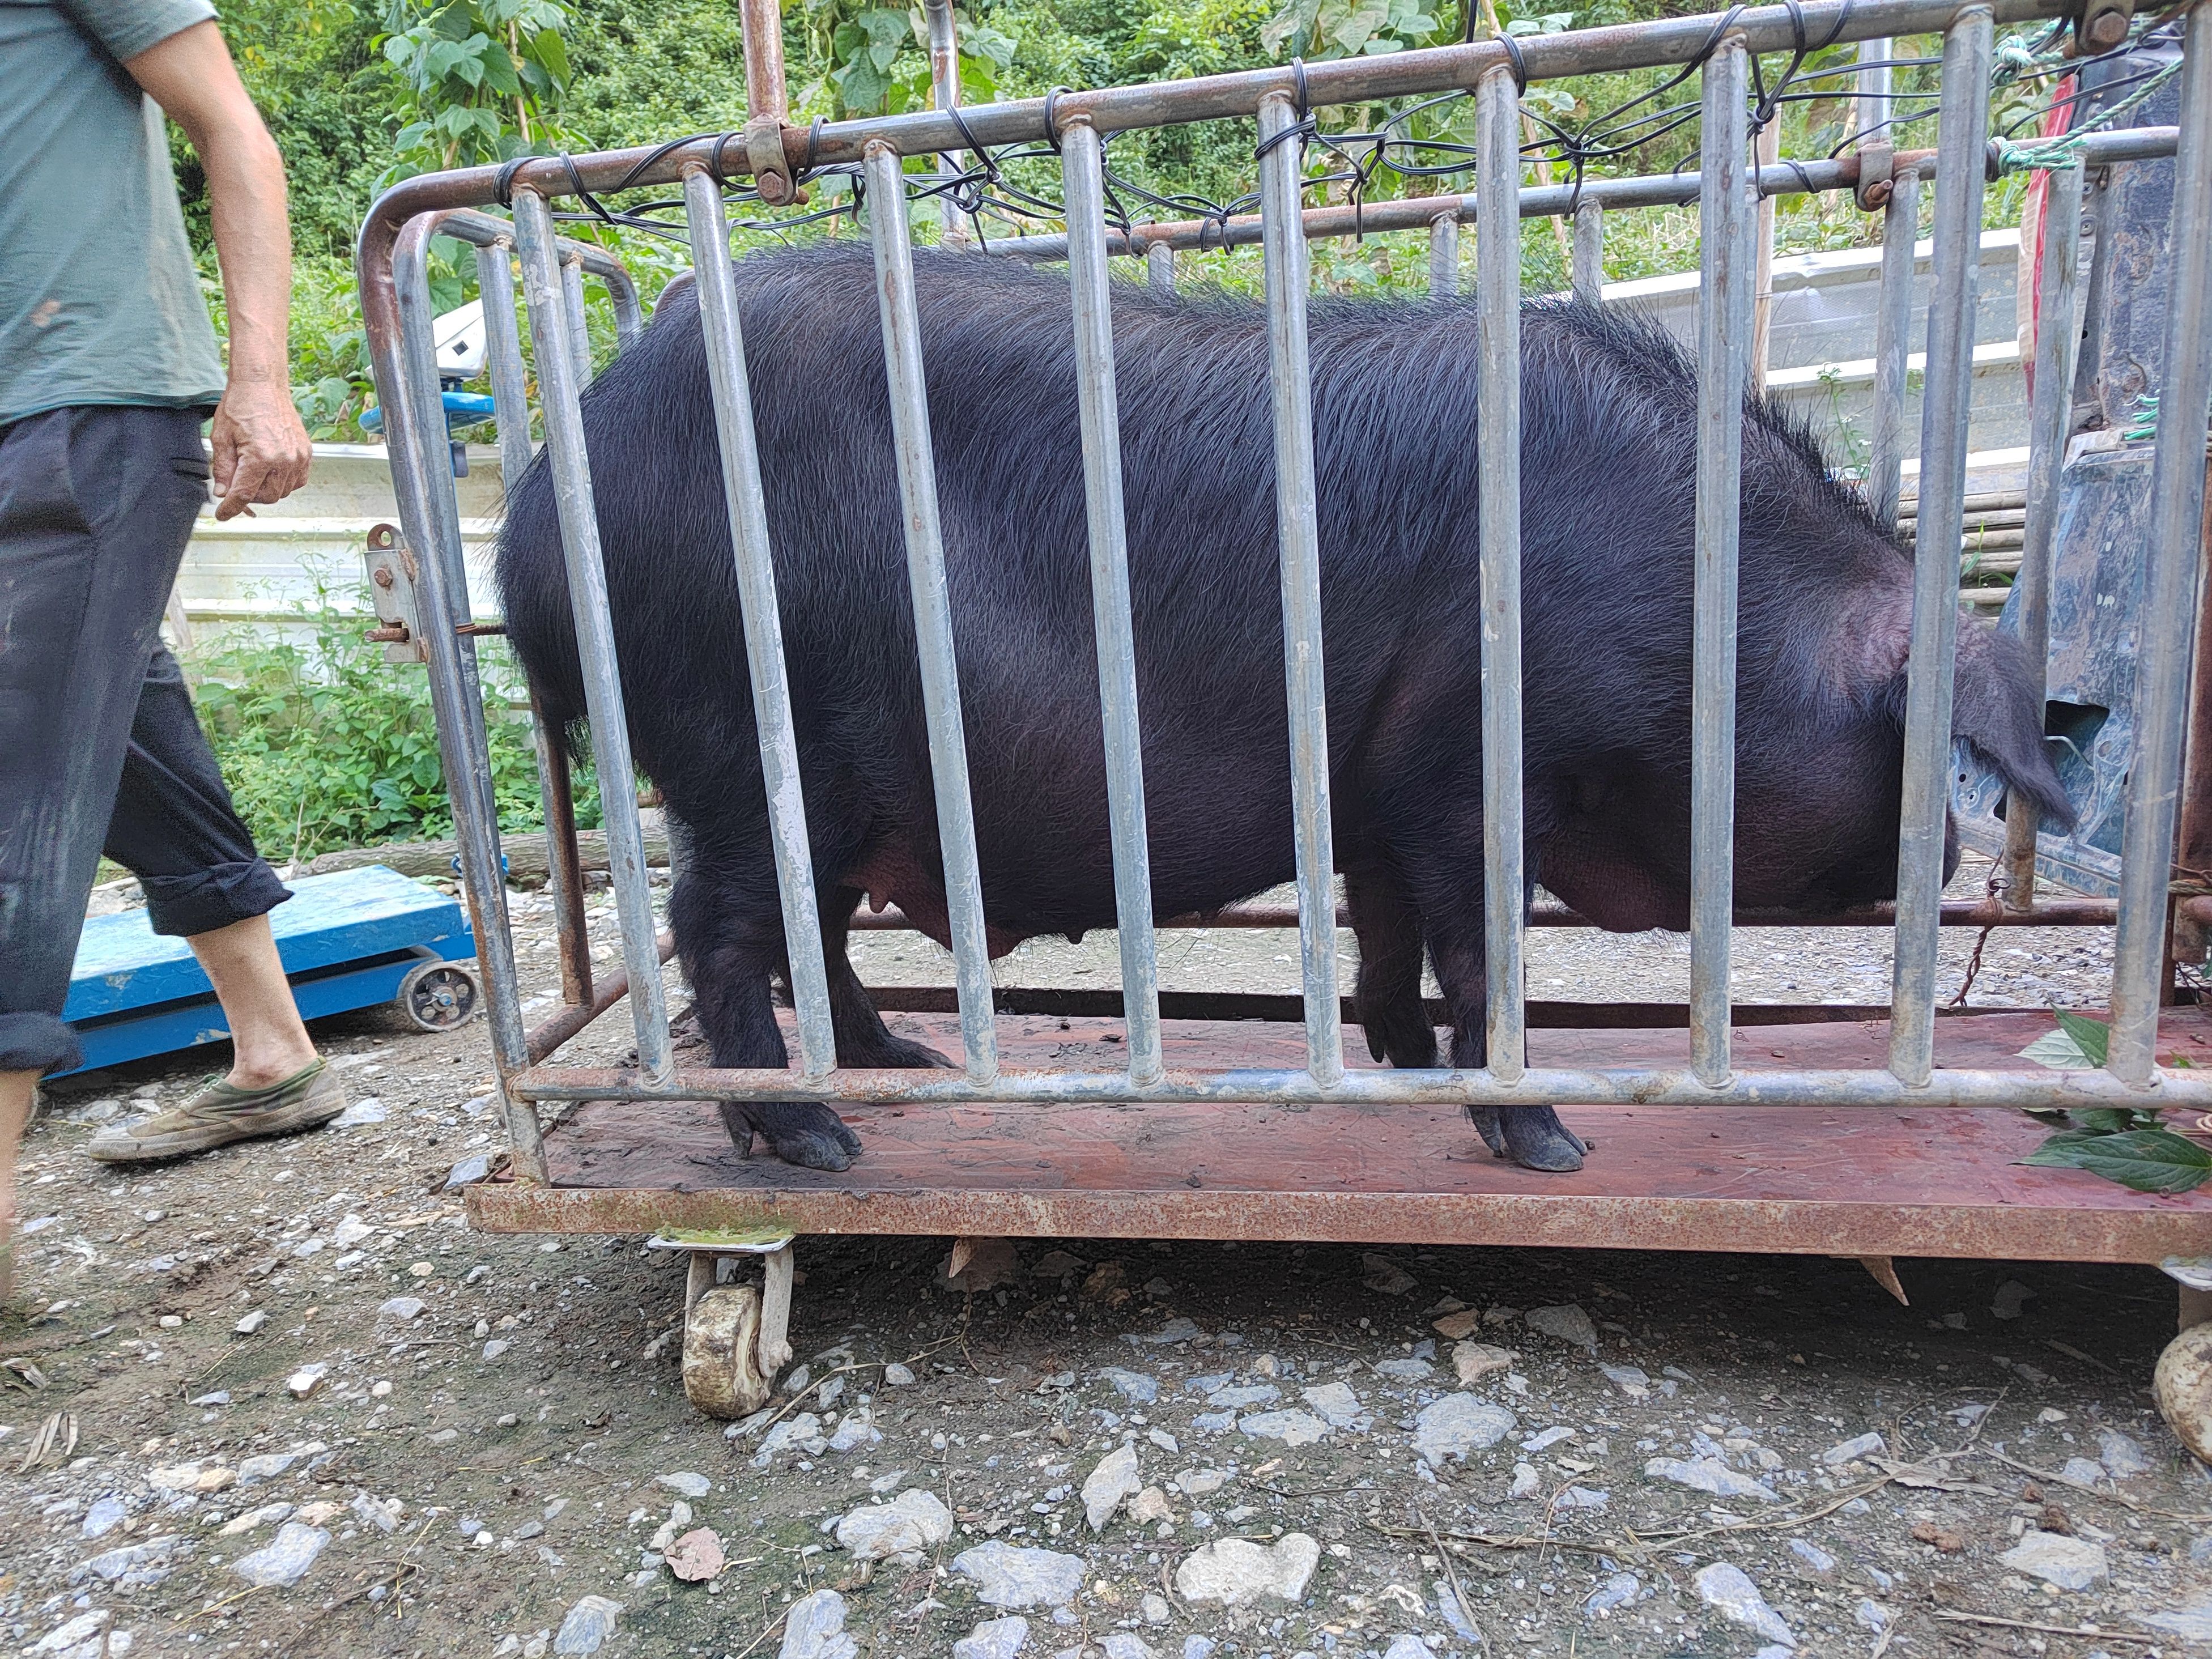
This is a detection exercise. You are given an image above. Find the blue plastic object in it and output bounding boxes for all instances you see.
[58,865,475,1078]
[358,389,497,436]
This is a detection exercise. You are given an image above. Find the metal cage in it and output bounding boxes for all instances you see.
[355,0,2212,1293]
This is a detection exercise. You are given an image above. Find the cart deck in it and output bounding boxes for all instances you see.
[470,1003,2212,1262]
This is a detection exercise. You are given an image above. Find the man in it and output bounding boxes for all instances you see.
[2,0,347,1296]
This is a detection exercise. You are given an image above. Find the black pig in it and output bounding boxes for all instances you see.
[497,244,2071,1174]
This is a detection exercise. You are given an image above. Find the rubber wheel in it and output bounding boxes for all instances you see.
[396,960,482,1032]
[2156,1322,2212,1464]
[683,1284,771,1419]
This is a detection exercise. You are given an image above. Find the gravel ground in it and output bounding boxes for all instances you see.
[6,858,2206,1659]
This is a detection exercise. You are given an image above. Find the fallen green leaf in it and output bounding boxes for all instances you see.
[2054,1010,2112,1068]
[2019,1126,2212,1194]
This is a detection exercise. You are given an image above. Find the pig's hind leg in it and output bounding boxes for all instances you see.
[1346,862,1438,1067]
[671,862,865,1172]
[822,886,956,1069]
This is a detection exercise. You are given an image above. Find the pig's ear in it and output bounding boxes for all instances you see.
[1952,621,2077,831]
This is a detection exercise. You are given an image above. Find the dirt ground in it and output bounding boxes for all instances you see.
[7,856,2211,1659]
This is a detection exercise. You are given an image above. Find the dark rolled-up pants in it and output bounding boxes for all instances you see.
[1,405,290,1075]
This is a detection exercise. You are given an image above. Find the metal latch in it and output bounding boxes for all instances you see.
[363,523,428,666]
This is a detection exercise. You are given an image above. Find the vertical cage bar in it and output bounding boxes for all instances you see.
[862,142,1001,1085]
[512,189,675,1081]
[1690,36,1753,1087]
[1866,162,1922,524]
[560,253,594,385]
[478,240,592,1011]
[1429,211,1460,300]
[1474,67,1526,1084]
[1257,93,1346,1088]
[682,168,839,1078]
[1856,35,1894,141]
[1888,8,1994,1086]
[2000,161,2085,912]
[1061,121,1166,1087]
[1147,239,1177,297]
[2110,2,2212,1083]
[1571,199,1604,304]
[388,223,543,1180]
[924,0,965,239]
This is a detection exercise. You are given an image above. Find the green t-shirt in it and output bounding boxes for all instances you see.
[0,0,228,428]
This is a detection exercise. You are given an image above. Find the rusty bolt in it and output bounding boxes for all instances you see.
[1861,179,1894,209]
[372,567,395,589]
[2086,7,2129,50]
[365,624,411,644]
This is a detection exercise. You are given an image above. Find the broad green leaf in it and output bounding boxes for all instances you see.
[2018,1027,2093,1069]
[2020,1127,2212,1194]
[2054,1010,2112,1067]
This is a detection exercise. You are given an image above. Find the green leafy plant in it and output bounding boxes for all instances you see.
[375,0,576,184]
[2015,1012,2212,1193]
[189,585,599,863]
[801,0,1014,119]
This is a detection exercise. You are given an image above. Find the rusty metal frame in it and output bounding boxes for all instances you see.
[355,0,2212,1235]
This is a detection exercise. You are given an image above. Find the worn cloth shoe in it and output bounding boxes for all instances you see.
[86,1060,346,1163]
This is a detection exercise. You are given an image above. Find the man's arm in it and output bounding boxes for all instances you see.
[124,20,310,521]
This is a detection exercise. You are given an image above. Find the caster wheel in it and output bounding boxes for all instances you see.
[2156,1322,2212,1464]
[683,1284,772,1419]
[397,959,482,1032]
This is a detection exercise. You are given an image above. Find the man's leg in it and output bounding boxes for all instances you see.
[86,646,343,1164]
[1,407,210,1300]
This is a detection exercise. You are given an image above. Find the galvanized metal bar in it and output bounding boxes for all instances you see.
[925,0,965,237]
[1061,120,1166,1087]
[2000,160,2085,912]
[1474,67,1526,1084]
[510,189,675,1082]
[477,236,593,1011]
[1146,239,1176,296]
[507,1060,2212,1112]
[682,168,839,1079]
[1257,93,1346,1089]
[385,215,543,1181]
[1691,36,1753,1088]
[861,142,1001,1085]
[1428,210,1460,299]
[1856,34,1893,139]
[2110,0,2212,1084]
[1570,199,1604,303]
[1866,160,1922,524]
[1889,7,1994,1086]
[560,252,594,385]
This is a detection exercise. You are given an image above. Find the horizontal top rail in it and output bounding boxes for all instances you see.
[358,0,2079,243]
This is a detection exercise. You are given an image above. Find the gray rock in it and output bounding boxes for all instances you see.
[827,1413,881,1453]
[1585,1571,1641,1614]
[1598,1364,1650,1398]
[1991,1279,2035,1320]
[229,1522,330,1589]
[1788,1539,1836,1576]
[551,1596,624,1657]
[482,1339,511,1361]
[753,1413,826,1466]
[2058,1456,2109,1490]
[1436,1577,1481,1637]
[1205,1385,1280,1410]
[351,1493,401,1534]
[81,1496,128,1538]
[29,1610,122,1659]
[2098,1430,2153,1478]
[2138,1597,2212,1641]
[835,1489,954,1562]
[1134,1317,1204,1345]
[1100,1367,1159,1403]
[658,1471,711,1498]
[1556,1485,1608,1509]
[1190,1411,1236,1433]
[236,1453,293,1484]
[777,1592,854,1659]
[189,1390,231,1407]
[333,1097,386,1126]
[444,1153,494,1190]
[1173,1533,1321,1606]
[1083,1442,1143,1529]
[1644,1457,1780,1502]
[1140,1593,1171,1625]
[234,1309,267,1335]
[955,1542,1088,1608]
[1413,1393,1516,1464]
[75,1536,177,1585]
[953,1617,1030,1659]
[1102,1637,1158,1659]
[883,1362,917,1386]
[1692,1563,1794,1647]
[1525,1304,1599,1354]
[1380,1639,1428,1659]
[2000,1531,2108,1590]
[1820,1432,1886,1467]
[1147,1428,1180,1454]
[1372,1358,1433,1381]
[1182,1641,1216,1659]
[1508,1462,1541,1499]
[377,1296,426,1322]
[1300,1381,1368,1428]
[1239,1409,1330,1447]
[1855,1600,1891,1632]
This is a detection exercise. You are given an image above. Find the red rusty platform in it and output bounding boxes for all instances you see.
[469,1005,2212,1263]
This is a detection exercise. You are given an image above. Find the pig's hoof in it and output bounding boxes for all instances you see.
[1466,1105,1587,1172]
[741,1102,863,1171]
[871,1032,958,1070]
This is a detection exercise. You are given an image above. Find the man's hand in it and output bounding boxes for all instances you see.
[209,377,311,521]
[125,23,308,518]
